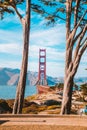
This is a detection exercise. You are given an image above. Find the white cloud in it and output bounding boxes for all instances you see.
[80,49,87,63]
[0,60,21,69]
[28,60,65,77]
[0,29,23,55]
[30,24,66,47]
[0,29,22,43]
[0,43,22,55]
[76,64,87,77]
[1,13,20,24]
[46,47,65,61]
[47,62,65,77]
[29,45,65,62]
[29,44,65,77]
[75,49,87,77]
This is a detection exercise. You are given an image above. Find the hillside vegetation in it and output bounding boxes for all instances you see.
[0,89,87,115]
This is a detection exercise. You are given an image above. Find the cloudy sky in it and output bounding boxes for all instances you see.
[0,2,87,77]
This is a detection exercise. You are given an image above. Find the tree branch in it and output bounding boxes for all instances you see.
[72,42,87,77]
[73,24,87,62]
[72,35,87,77]
[80,37,87,47]
[74,0,80,27]
[67,10,87,44]
[72,55,80,77]
[75,10,87,30]
[79,42,87,56]
[73,30,83,44]
[0,2,25,25]
[12,5,25,25]
[66,0,72,39]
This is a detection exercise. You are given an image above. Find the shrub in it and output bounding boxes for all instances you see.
[0,99,12,113]
[80,83,87,96]
[44,100,61,106]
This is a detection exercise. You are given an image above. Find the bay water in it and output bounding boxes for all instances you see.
[0,85,37,99]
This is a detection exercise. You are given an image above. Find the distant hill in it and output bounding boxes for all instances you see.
[0,67,87,86]
[0,68,57,86]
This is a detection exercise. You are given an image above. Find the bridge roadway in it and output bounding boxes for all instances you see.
[0,114,87,127]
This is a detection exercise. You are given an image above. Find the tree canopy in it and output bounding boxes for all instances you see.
[0,0,24,19]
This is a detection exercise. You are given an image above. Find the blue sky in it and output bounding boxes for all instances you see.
[0,2,87,77]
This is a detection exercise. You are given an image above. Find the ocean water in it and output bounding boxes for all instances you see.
[0,85,37,99]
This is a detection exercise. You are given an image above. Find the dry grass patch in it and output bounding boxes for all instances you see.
[47,109,61,114]
[22,104,39,114]
[22,105,48,114]
[47,105,61,110]
[6,99,14,109]
[38,105,47,112]
[26,95,37,101]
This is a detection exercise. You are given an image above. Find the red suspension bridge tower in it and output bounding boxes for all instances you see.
[38,49,47,85]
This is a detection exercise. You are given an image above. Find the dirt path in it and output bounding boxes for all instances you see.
[0,115,87,130]
[0,125,87,130]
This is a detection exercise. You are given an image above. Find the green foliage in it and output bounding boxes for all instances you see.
[0,0,25,5]
[32,0,87,27]
[38,0,57,6]
[1,0,87,27]
[31,4,45,14]
[44,99,61,106]
[55,83,64,90]
[80,83,87,96]
[73,83,79,90]
[0,99,12,113]
[0,6,14,19]
[0,0,24,19]
[50,86,56,90]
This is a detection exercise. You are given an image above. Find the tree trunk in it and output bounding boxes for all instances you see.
[60,0,73,114]
[60,45,87,114]
[60,74,73,114]
[13,23,29,114]
[13,0,31,114]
